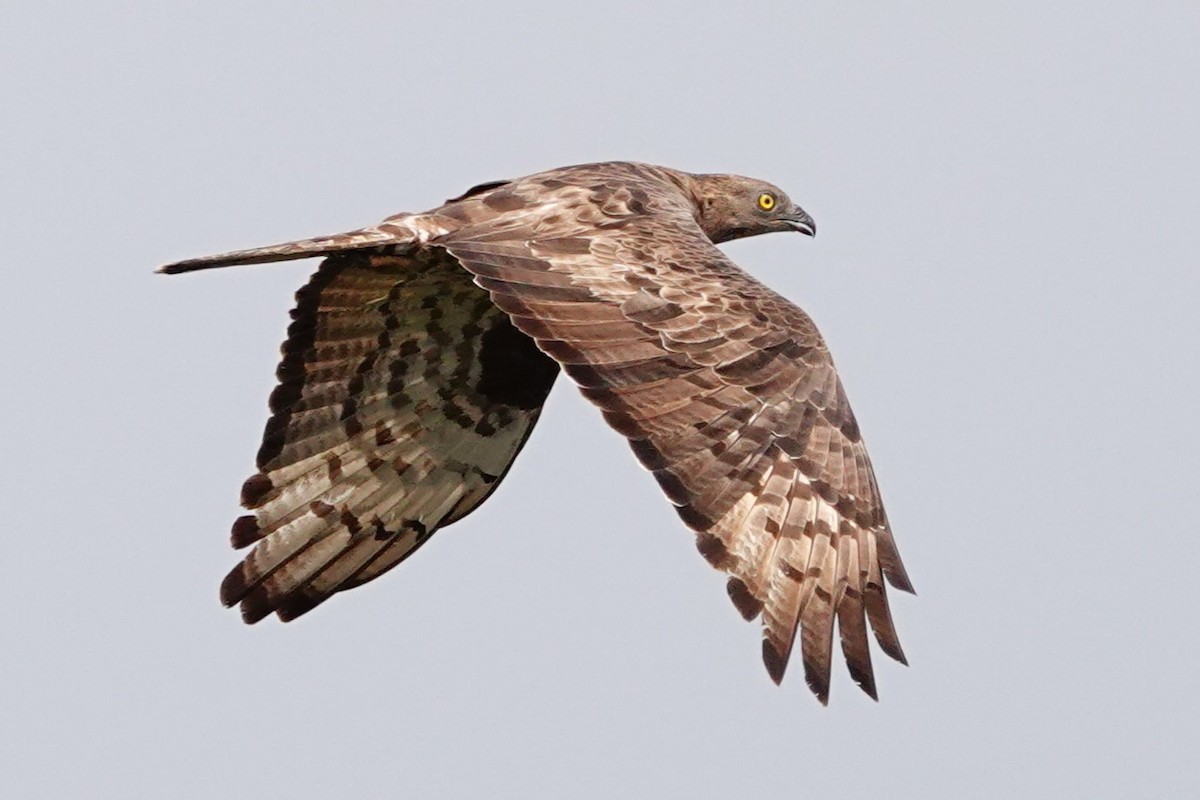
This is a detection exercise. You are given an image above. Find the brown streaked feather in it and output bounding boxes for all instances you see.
[216,248,557,622]
[441,169,911,701]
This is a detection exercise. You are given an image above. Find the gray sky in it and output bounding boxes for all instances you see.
[3,2,1198,797]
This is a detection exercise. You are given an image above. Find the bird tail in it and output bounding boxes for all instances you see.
[157,214,451,274]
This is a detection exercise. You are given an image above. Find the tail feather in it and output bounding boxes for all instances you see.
[157,215,458,274]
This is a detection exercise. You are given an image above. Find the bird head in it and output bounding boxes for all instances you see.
[688,174,816,244]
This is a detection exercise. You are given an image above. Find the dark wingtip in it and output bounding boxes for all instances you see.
[727,578,763,621]
[848,665,879,701]
[219,565,249,608]
[230,515,262,549]
[804,659,832,706]
[652,468,691,506]
[693,531,734,570]
[677,504,717,534]
[889,572,916,595]
[805,673,831,706]
[240,473,274,509]
[238,587,274,625]
[874,630,909,666]
[275,593,323,623]
[628,438,668,470]
[883,559,916,594]
[762,642,788,685]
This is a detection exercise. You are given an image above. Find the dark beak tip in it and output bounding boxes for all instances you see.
[789,219,816,237]
[787,207,816,237]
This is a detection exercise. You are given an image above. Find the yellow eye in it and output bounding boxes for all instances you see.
[757,192,776,211]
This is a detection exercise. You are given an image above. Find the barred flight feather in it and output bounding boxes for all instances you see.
[162,160,913,705]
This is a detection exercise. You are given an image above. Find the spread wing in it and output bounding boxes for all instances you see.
[443,208,912,703]
[208,249,558,622]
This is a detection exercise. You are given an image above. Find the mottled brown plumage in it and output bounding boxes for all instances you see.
[161,161,912,704]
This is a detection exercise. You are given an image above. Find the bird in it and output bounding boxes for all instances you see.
[160,160,913,704]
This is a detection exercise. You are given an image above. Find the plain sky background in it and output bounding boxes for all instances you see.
[2,2,1198,798]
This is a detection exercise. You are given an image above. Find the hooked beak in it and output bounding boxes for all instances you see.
[784,206,816,237]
